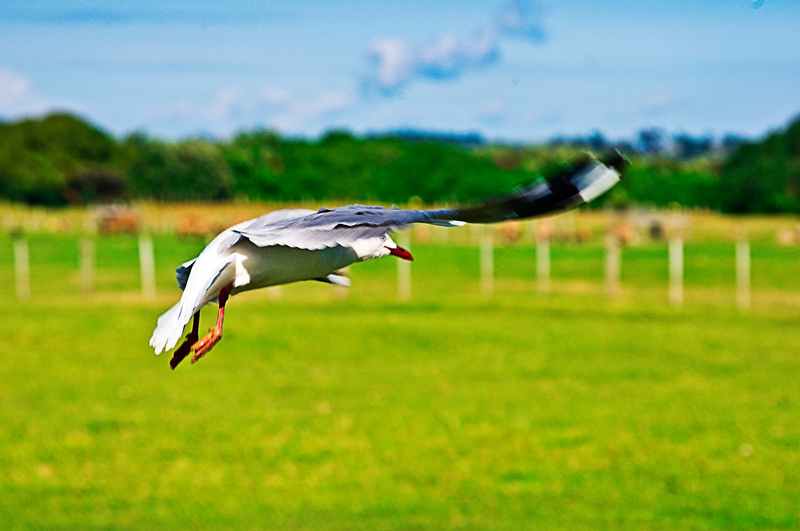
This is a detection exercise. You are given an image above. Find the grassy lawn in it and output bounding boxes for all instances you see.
[1,234,799,529]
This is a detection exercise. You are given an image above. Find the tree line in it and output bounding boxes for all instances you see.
[0,112,798,213]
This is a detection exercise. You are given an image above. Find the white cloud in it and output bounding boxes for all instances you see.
[0,67,49,116]
[363,30,499,95]
[362,0,546,96]
[479,98,506,124]
[158,87,352,135]
[259,87,293,107]
[496,0,546,42]
[270,90,352,131]
[0,68,30,108]
[642,93,676,114]
[417,30,499,78]
[367,39,416,92]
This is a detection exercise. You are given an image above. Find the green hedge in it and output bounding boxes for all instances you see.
[1,112,799,212]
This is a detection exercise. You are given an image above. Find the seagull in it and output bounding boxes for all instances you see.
[150,151,627,369]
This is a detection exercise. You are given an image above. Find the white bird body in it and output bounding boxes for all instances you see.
[150,152,628,368]
[230,242,357,291]
[150,210,402,356]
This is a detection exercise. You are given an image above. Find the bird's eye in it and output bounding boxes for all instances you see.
[380,235,386,242]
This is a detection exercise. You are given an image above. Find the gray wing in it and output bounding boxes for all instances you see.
[213,208,317,254]
[243,208,317,229]
[169,208,320,290]
[233,151,628,251]
[234,205,441,250]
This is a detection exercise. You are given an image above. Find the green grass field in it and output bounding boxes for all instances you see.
[2,233,800,530]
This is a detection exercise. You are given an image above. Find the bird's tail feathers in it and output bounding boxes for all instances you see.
[149,301,187,355]
[150,260,234,355]
[313,270,351,287]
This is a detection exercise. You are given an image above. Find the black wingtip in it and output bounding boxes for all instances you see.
[422,150,625,225]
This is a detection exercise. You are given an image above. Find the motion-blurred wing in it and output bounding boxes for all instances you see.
[425,151,627,224]
[233,151,627,251]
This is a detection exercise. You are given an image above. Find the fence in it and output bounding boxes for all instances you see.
[6,224,790,312]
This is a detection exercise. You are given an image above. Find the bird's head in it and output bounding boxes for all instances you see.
[353,233,413,262]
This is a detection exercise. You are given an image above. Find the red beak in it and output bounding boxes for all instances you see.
[387,245,413,261]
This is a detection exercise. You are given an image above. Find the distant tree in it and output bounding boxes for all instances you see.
[673,133,713,159]
[0,112,123,204]
[637,128,666,155]
[593,156,720,209]
[380,129,485,147]
[547,131,608,151]
[719,116,800,213]
[11,112,800,215]
[719,134,748,156]
[124,136,232,201]
[584,131,608,151]
[65,166,128,203]
[222,131,284,200]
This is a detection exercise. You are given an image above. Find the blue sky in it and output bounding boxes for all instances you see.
[0,0,798,142]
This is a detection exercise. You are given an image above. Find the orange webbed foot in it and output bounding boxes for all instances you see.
[190,327,222,363]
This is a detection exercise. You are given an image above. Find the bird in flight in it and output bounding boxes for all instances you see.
[151,151,627,369]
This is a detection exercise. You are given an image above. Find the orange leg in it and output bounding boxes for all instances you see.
[190,282,233,364]
[169,312,200,370]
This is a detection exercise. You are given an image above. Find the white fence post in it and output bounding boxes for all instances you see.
[606,234,621,297]
[669,237,683,306]
[480,227,494,296]
[80,238,95,295]
[14,238,30,301]
[537,237,550,295]
[138,234,156,300]
[397,231,411,301]
[736,240,751,310]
